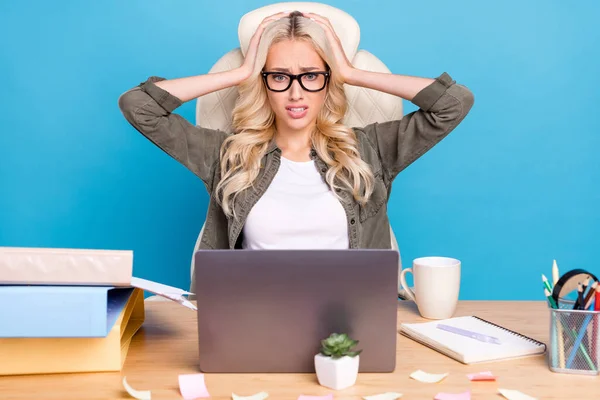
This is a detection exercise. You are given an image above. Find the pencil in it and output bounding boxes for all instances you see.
[545,288,557,309]
[582,278,590,296]
[566,314,595,369]
[579,280,595,367]
[557,318,565,368]
[542,274,553,293]
[574,283,584,310]
[552,259,559,285]
[592,286,600,367]
[546,288,565,368]
[583,282,598,310]
[567,326,596,371]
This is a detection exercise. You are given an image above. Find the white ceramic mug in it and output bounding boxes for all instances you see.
[399,256,461,320]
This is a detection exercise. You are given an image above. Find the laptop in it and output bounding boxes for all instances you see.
[193,249,399,373]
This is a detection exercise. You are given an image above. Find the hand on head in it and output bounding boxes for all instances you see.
[241,10,353,84]
[301,12,354,83]
[240,11,292,79]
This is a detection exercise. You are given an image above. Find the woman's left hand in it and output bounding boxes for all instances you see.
[303,12,355,84]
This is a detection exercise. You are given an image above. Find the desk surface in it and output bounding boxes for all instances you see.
[1,300,598,399]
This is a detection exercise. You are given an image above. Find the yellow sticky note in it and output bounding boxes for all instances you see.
[409,369,449,383]
[232,392,269,400]
[498,388,537,400]
[123,377,151,400]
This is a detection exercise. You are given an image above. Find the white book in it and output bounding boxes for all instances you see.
[0,246,133,286]
[399,315,546,364]
[0,247,197,311]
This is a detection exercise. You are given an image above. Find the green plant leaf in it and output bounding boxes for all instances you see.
[319,332,362,357]
[347,350,362,357]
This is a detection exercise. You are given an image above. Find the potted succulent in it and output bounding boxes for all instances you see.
[314,333,362,390]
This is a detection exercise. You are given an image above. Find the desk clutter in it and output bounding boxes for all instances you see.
[0,246,195,375]
[121,370,535,400]
[3,248,591,399]
[543,260,600,375]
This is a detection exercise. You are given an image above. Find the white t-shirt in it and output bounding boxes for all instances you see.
[241,156,349,249]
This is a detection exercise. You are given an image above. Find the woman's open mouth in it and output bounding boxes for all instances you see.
[286,106,308,119]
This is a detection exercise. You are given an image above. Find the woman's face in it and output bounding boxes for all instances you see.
[263,39,328,134]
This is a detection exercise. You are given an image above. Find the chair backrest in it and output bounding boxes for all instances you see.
[189,2,405,296]
[196,1,403,131]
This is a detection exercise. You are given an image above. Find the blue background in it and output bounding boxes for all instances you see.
[1,0,598,300]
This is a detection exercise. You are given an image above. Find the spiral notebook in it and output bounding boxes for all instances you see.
[399,316,546,364]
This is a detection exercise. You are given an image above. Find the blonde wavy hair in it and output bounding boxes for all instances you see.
[216,11,374,218]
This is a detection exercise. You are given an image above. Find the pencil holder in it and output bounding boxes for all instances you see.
[548,299,600,375]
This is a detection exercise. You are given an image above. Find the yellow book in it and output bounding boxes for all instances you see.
[0,287,145,375]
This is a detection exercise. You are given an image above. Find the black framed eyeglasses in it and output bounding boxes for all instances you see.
[261,71,330,92]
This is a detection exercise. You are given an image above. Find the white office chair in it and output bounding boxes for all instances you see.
[179,2,411,301]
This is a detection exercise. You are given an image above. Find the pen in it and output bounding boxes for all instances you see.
[566,313,594,368]
[436,324,502,345]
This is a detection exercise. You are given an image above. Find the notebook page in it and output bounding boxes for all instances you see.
[401,316,545,363]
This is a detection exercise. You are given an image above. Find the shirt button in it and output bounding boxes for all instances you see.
[350,218,355,225]
[321,167,327,173]
[310,150,317,157]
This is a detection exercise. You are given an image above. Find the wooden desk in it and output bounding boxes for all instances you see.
[1,301,598,399]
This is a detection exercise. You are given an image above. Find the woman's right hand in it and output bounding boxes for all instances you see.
[238,11,291,81]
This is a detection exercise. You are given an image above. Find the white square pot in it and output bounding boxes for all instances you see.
[314,353,359,390]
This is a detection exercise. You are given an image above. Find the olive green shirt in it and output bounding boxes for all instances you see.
[118,72,474,252]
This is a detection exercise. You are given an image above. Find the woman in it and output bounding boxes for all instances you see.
[118,11,474,251]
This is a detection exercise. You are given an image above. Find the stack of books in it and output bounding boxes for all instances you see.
[0,246,190,375]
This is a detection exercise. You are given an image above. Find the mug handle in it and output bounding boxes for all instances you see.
[399,268,417,302]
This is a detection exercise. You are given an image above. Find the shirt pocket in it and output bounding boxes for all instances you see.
[358,171,388,223]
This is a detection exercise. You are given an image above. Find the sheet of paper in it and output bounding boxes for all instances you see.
[434,391,471,400]
[409,369,449,383]
[297,395,333,400]
[122,377,151,400]
[131,277,197,310]
[232,392,269,400]
[498,389,537,400]
[467,371,496,381]
[131,277,192,296]
[363,392,403,400]
[162,294,197,311]
[179,373,210,399]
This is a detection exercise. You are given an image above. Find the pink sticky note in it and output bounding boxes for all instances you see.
[297,395,333,400]
[179,373,210,399]
[434,391,471,400]
[467,371,496,381]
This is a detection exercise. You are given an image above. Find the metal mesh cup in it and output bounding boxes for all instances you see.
[548,299,600,375]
